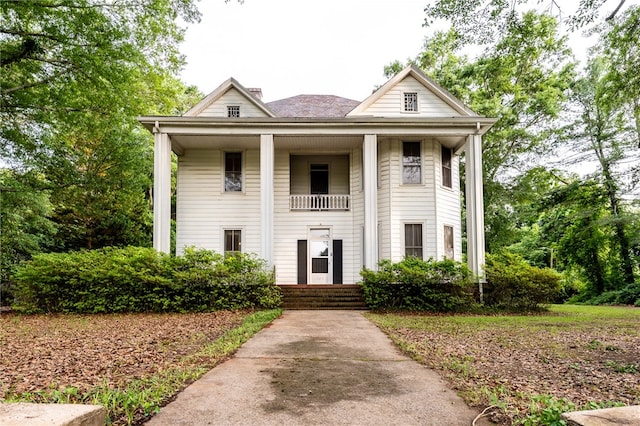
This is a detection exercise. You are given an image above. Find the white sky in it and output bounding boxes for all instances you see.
[178,0,626,103]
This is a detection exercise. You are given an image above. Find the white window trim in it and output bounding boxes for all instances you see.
[222,151,245,194]
[440,144,454,191]
[400,141,423,185]
[227,105,240,118]
[443,224,455,260]
[401,221,425,260]
[401,91,419,113]
[222,227,245,254]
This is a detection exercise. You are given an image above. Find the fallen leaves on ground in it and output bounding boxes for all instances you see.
[0,311,247,396]
[368,308,640,425]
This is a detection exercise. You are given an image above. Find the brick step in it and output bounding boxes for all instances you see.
[279,285,367,310]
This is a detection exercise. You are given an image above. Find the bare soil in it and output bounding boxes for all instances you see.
[0,311,247,396]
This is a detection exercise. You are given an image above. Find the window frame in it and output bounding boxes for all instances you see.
[223,228,242,255]
[402,92,419,113]
[402,141,422,185]
[441,145,453,189]
[227,105,240,118]
[444,225,454,259]
[223,151,243,193]
[403,223,424,259]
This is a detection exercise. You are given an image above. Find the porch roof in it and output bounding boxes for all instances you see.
[138,115,497,155]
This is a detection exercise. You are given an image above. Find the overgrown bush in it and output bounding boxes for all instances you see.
[483,252,562,311]
[360,257,476,311]
[12,247,280,313]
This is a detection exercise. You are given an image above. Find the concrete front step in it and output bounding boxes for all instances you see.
[561,406,640,425]
[279,285,367,310]
[0,403,106,426]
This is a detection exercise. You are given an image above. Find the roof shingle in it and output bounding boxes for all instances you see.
[266,95,360,118]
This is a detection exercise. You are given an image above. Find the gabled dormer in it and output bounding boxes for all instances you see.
[347,65,477,118]
[183,78,275,118]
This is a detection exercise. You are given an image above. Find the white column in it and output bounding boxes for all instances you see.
[465,134,486,285]
[153,132,172,254]
[260,134,274,266]
[363,134,378,270]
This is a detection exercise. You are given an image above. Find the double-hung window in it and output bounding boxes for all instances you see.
[404,224,423,259]
[402,141,421,184]
[441,146,452,188]
[224,152,242,192]
[224,229,241,254]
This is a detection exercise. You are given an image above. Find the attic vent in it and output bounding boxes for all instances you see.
[227,106,240,118]
[403,92,418,112]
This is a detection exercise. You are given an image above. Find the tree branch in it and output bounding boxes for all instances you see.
[606,0,626,21]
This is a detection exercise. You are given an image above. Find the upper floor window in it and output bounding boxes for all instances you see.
[227,106,240,118]
[403,92,418,112]
[402,141,421,184]
[444,225,454,259]
[441,146,452,188]
[224,152,242,192]
[224,229,242,254]
[405,223,423,259]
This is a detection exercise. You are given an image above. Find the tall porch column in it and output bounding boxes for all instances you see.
[363,134,378,270]
[260,134,274,266]
[465,134,486,289]
[153,132,172,253]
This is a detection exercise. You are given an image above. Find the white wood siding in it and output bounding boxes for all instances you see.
[351,76,461,118]
[176,148,261,255]
[289,155,350,194]
[434,142,463,261]
[196,89,269,118]
[174,138,462,283]
[273,150,360,284]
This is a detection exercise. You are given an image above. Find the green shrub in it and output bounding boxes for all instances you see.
[12,247,280,313]
[484,252,562,311]
[360,257,476,311]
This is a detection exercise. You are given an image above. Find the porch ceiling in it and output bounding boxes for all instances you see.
[168,134,468,153]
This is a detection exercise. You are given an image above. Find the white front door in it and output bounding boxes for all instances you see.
[308,228,332,284]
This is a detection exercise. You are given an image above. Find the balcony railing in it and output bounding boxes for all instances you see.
[290,194,350,211]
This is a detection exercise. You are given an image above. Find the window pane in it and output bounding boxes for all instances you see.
[405,224,423,258]
[225,153,242,192]
[444,226,454,259]
[311,258,329,273]
[403,142,421,184]
[404,92,418,112]
[310,240,329,257]
[310,164,329,194]
[442,146,452,188]
[310,229,330,239]
[224,230,241,253]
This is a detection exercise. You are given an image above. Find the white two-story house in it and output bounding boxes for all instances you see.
[139,65,495,285]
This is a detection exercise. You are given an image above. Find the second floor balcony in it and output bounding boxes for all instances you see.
[290,194,350,211]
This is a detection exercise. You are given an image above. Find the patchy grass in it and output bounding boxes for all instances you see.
[366,305,639,425]
[1,309,281,425]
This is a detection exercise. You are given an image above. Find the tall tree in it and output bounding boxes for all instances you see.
[1,1,203,251]
[387,13,575,251]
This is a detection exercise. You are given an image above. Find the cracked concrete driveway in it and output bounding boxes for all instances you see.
[145,310,484,426]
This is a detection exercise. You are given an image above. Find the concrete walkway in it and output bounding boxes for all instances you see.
[146,311,484,426]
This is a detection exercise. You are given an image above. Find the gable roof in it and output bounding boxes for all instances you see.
[267,95,360,118]
[347,64,477,117]
[183,77,275,117]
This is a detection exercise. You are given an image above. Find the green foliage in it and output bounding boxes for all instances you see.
[484,252,562,311]
[360,257,476,312]
[12,247,280,313]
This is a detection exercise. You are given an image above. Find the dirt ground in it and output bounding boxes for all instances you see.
[0,311,247,396]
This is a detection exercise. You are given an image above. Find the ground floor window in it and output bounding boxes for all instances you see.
[444,225,454,259]
[404,224,423,259]
[224,229,241,254]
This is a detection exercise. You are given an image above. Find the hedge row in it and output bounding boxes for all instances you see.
[360,254,562,312]
[12,247,281,313]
